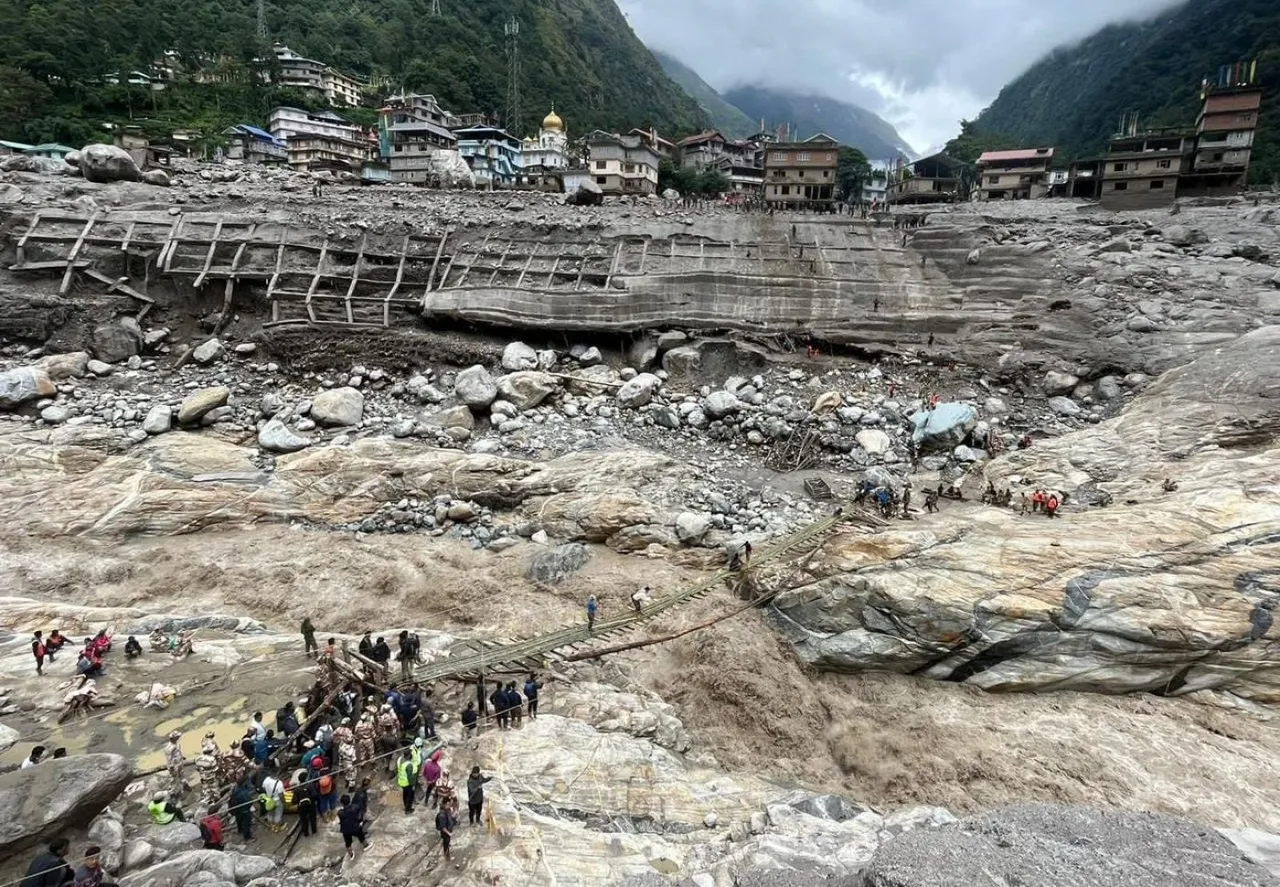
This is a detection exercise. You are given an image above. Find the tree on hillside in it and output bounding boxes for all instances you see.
[658,157,730,196]
[836,146,871,201]
[943,119,1018,164]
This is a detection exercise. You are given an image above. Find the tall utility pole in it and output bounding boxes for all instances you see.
[504,17,521,136]
[429,0,440,14]
[257,0,267,39]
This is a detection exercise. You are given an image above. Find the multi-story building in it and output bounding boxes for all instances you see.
[223,124,287,164]
[860,168,888,205]
[455,125,523,188]
[678,131,727,169]
[271,45,364,107]
[1180,63,1263,196]
[585,132,660,194]
[269,107,371,173]
[976,147,1054,200]
[712,155,764,193]
[520,107,571,190]
[762,133,839,208]
[1099,127,1193,209]
[886,153,968,204]
[629,127,676,159]
[378,94,461,184]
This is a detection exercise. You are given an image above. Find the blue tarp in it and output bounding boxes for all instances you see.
[232,124,284,148]
[911,402,977,447]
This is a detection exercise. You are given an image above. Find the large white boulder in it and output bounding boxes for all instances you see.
[310,387,364,426]
[79,143,142,184]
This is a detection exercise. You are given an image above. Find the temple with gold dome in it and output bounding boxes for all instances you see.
[520,105,570,190]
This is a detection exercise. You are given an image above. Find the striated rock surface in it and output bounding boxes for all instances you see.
[774,327,1280,700]
[0,754,133,857]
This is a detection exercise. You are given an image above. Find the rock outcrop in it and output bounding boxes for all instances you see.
[0,754,133,857]
[774,327,1280,700]
[79,144,143,184]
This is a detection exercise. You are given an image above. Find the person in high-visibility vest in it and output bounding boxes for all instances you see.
[396,750,416,814]
[147,790,186,824]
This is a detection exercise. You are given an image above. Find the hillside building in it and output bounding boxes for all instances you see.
[585,132,660,195]
[269,107,372,173]
[1180,66,1263,196]
[629,127,676,159]
[271,45,365,107]
[887,153,968,204]
[520,107,571,190]
[976,147,1054,200]
[223,124,287,164]
[456,125,523,189]
[1099,128,1193,210]
[860,168,888,204]
[678,131,727,169]
[762,134,839,208]
[379,94,461,185]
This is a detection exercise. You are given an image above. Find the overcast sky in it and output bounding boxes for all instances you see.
[619,0,1181,154]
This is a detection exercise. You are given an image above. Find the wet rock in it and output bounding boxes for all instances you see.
[789,793,867,822]
[406,375,447,404]
[142,169,171,187]
[0,366,58,410]
[140,820,202,853]
[617,373,661,408]
[118,849,235,887]
[91,319,143,363]
[0,753,133,857]
[1161,225,1206,247]
[527,542,591,585]
[576,346,602,366]
[652,406,681,429]
[447,502,477,522]
[1098,237,1131,253]
[143,405,172,435]
[257,418,310,453]
[79,143,142,184]
[120,840,154,870]
[1096,376,1123,401]
[310,386,364,426]
[454,365,498,410]
[497,371,557,410]
[191,338,224,365]
[177,387,229,425]
[628,335,659,370]
[860,804,1274,887]
[1043,370,1079,394]
[34,351,89,380]
[422,405,475,431]
[502,341,539,371]
[86,359,114,376]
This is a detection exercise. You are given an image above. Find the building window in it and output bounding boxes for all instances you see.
[1156,159,1171,169]
[595,160,606,170]
[824,153,834,162]
[797,152,811,161]
[987,176,998,185]
[1212,152,1224,162]
[822,170,830,178]
[772,170,785,179]
[771,152,790,163]
[1114,182,1128,191]
[781,185,790,196]
[624,163,635,173]
[1113,162,1127,172]
[395,145,403,152]
[799,170,805,178]
[596,176,606,185]
[1150,180,1164,189]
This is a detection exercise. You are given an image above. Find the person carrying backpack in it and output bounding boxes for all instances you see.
[32,632,46,676]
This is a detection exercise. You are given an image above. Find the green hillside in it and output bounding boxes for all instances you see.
[652,50,755,139]
[0,0,708,148]
[724,85,912,161]
[957,0,1279,183]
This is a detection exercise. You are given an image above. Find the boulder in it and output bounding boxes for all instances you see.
[860,804,1277,887]
[1097,237,1131,253]
[567,179,603,206]
[0,367,56,410]
[628,335,660,370]
[909,403,976,450]
[91,319,143,363]
[138,821,202,853]
[310,387,364,426]
[257,418,310,453]
[454,365,498,410]
[0,724,19,753]
[1048,396,1081,417]
[1161,225,1206,247]
[502,341,539,372]
[40,405,71,425]
[78,144,143,184]
[616,373,661,409]
[527,542,591,585]
[422,405,475,431]
[446,502,477,522]
[576,346,602,366]
[1043,370,1079,394]
[191,338,224,365]
[567,365,621,396]
[118,849,235,887]
[142,169,171,187]
[855,429,891,457]
[142,405,172,435]
[177,387,228,426]
[1096,376,1123,401]
[34,351,89,380]
[703,390,742,420]
[497,371,558,410]
[675,512,712,545]
[86,359,114,376]
[0,753,133,858]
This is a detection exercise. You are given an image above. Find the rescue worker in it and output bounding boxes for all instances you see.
[1045,492,1060,518]
[230,777,255,841]
[148,791,186,823]
[524,674,542,719]
[353,715,376,772]
[260,766,286,832]
[300,617,317,658]
[396,749,417,814]
[332,718,357,789]
[164,730,186,795]
[194,739,222,814]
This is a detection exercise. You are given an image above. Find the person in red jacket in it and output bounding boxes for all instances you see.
[1045,493,1060,518]
[199,812,224,850]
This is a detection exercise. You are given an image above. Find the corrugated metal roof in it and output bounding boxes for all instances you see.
[978,148,1054,163]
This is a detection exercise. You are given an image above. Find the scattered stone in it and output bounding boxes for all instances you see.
[703,390,742,419]
[527,542,591,585]
[855,429,891,457]
[142,169,171,187]
[86,359,114,376]
[310,387,364,426]
[1048,396,1081,417]
[502,341,539,372]
[40,405,71,425]
[1096,376,1123,401]
[176,386,229,425]
[90,319,143,363]
[191,338,224,365]
[257,418,311,453]
[455,365,499,410]
[34,351,89,380]
[233,342,257,355]
[423,405,475,431]
[0,367,56,409]
[576,346,602,366]
[1043,370,1079,394]
[496,371,557,410]
[143,405,172,435]
[675,512,712,545]
[616,373,661,409]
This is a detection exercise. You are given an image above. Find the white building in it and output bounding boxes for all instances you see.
[456,126,523,189]
[271,45,364,107]
[269,107,370,173]
[379,93,463,185]
[519,107,570,190]
[585,131,660,195]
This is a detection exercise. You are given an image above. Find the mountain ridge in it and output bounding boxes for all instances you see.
[652,50,756,139]
[724,84,912,160]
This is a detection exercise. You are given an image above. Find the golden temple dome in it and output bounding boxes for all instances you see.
[542,106,563,131]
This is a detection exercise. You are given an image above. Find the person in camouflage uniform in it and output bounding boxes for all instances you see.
[332,718,358,789]
[164,730,187,795]
[217,742,250,787]
[353,715,376,773]
[194,735,222,814]
[376,704,401,774]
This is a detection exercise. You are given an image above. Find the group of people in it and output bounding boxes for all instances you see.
[19,839,112,887]
[31,630,113,680]
[148,627,196,659]
[1021,488,1064,517]
[475,674,542,731]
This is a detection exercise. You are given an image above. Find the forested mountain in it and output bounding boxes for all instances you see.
[652,51,755,139]
[0,0,707,147]
[956,0,1279,183]
[724,85,912,160]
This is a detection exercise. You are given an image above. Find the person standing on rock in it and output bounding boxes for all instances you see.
[338,794,370,859]
[164,730,186,794]
[475,674,488,720]
[506,682,524,728]
[194,736,222,813]
[333,718,358,789]
[358,631,374,660]
[901,484,912,518]
[586,594,599,631]
[436,799,457,861]
[20,837,73,887]
[230,777,255,842]
[467,766,494,826]
[422,748,443,807]
[295,772,319,838]
[524,674,542,720]
[260,766,286,832]
[300,618,317,658]
[32,631,47,676]
[396,748,417,814]
[1045,493,1060,519]
[353,715,376,773]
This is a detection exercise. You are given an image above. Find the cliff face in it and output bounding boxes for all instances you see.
[965,0,1279,182]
